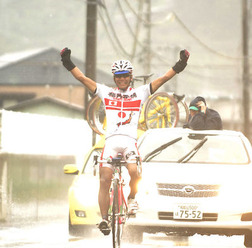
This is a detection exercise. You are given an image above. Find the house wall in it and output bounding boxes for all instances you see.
[0,153,75,221]
[12,102,84,119]
[0,85,85,108]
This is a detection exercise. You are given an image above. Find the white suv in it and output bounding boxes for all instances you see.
[125,128,252,247]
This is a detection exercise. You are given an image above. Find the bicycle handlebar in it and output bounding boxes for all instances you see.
[93,154,142,177]
[94,155,127,166]
[93,154,141,166]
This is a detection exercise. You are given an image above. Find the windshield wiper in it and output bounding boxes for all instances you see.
[143,137,182,162]
[177,137,208,163]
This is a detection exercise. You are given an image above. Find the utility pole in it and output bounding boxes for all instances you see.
[85,0,97,145]
[242,0,250,139]
[85,0,97,114]
[143,0,151,76]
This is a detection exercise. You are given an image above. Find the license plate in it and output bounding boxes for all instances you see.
[173,204,202,220]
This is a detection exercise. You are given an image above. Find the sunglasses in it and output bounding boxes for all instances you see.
[114,73,130,78]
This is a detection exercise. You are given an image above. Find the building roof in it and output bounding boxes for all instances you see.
[0,48,45,68]
[5,95,83,111]
[4,96,85,119]
[0,47,113,86]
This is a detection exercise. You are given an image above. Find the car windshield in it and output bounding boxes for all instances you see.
[138,131,250,164]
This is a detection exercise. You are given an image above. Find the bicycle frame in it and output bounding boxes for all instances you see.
[108,165,128,224]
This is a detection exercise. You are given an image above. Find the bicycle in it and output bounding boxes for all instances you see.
[93,153,141,248]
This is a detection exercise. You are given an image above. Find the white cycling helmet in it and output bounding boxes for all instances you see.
[111,60,133,75]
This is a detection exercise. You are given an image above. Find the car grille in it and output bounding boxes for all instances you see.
[156,183,220,198]
[158,212,218,221]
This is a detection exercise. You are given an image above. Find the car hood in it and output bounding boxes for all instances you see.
[142,162,252,185]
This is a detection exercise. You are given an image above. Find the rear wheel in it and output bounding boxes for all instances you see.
[112,181,123,248]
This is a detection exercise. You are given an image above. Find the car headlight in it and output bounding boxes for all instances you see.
[137,178,158,197]
[219,183,252,212]
[73,185,99,206]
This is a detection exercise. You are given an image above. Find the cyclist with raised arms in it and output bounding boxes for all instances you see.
[60,48,190,235]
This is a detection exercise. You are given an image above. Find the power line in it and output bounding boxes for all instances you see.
[116,0,144,61]
[130,0,144,62]
[100,1,132,58]
[116,0,138,41]
[123,0,149,25]
[99,0,172,66]
[98,8,126,58]
[173,12,248,60]
[119,1,252,60]
[99,1,251,71]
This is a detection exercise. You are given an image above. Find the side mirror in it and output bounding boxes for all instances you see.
[63,164,79,175]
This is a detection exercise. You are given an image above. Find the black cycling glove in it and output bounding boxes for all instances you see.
[172,49,190,73]
[60,47,76,71]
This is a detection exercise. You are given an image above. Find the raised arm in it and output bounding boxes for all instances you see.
[60,47,97,94]
[151,49,190,93]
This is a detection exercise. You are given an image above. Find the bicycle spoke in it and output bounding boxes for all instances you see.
[144,92,179,129]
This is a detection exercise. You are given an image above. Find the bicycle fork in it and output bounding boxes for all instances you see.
[109,178,127,224]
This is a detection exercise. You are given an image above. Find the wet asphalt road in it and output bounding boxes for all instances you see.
[0,218,246,248]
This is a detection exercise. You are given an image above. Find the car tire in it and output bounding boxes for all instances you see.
[244,232,252,248]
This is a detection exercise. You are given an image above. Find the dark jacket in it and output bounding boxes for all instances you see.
[184,108,223,130]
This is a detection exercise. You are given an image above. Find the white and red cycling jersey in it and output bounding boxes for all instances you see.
[95,83,151,140]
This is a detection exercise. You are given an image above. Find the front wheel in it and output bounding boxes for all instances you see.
[144,92,179,129]
[112,181,123,248]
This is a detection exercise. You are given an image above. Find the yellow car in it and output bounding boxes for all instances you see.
[64,130,145,236]
[64,136,104,236]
